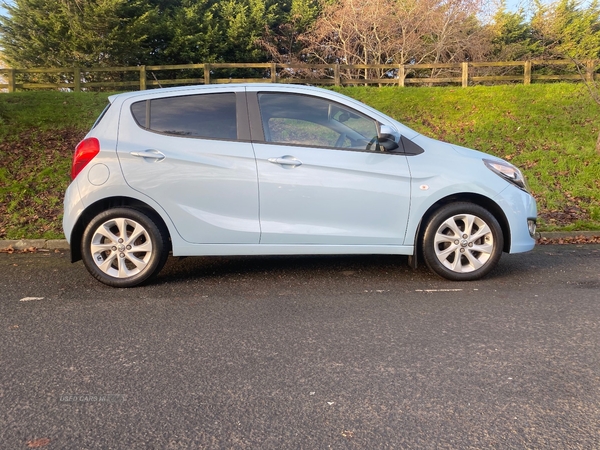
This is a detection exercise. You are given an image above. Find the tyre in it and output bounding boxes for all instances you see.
[422,202,504,281]
[81,208,169,287]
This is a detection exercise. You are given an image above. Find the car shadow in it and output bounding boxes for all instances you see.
[154,254,420,284]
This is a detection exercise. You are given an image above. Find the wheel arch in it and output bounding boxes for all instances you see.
[70,196,172,263]
[412,193,511,264]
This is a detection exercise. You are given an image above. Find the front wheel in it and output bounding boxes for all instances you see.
[422,203,504,281]
[81,208,169,287]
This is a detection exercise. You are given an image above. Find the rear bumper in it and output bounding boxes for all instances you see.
[62,181,84,244]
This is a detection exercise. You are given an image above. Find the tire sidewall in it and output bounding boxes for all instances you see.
[422,202,504,281]
[81,208,166,288]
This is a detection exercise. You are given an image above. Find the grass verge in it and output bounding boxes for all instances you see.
[1,84,599,239]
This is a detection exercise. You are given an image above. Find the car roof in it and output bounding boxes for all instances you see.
[108,83,331,103]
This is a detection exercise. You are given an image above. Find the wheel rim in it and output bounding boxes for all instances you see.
[90,217,153,278]
[433,213,494,273]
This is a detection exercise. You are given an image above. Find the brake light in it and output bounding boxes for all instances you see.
[72,138,100,180]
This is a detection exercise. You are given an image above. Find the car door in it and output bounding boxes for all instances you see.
[249,90,412,246]
[116,88,260,244]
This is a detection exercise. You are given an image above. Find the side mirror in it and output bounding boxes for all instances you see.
[378,137,400,152]
[379,124,400,152]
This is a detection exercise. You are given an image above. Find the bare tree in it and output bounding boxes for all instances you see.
[296,0,489,80]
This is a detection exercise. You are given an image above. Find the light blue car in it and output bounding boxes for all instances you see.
[63,84,537,287]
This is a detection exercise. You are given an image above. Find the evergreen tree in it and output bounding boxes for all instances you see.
[553,0,600,59]
[0,0,167,67]
[530,0,600,59]
[261,0,320,62]
[490,5,539,60]
[160,0,222,64]
[217,0,276,62]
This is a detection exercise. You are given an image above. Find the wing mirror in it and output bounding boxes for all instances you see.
[378,125,400,152]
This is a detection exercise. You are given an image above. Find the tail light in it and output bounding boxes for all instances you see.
[72,137,100,180]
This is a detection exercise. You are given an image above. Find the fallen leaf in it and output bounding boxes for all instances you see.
[27,438,51,448]
[341,430,355,439]
[20,297,45,302]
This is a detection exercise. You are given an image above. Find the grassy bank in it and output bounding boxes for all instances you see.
[1,84,599,239]
[0,92,109,239]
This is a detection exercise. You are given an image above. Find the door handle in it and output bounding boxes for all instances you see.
[130,150,165,161]
[267,156,302,167]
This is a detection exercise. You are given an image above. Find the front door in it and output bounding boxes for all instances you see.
[251,92,411,246]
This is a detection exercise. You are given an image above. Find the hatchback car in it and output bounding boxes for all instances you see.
[63,84,537,287]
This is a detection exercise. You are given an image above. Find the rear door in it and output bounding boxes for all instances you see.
[116,88,260,244]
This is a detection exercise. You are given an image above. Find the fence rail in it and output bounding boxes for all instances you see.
[0,60,597,92]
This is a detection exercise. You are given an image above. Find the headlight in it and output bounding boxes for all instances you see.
[483,159,530,193]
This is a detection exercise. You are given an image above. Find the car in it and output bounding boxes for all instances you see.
[63,84,537,287]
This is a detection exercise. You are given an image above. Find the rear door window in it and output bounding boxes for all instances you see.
[131,93,237,140]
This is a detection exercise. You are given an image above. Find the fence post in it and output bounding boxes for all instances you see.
[398,64,405,87]
[204,64,211,85]
[461,62,468,87]
[270,63,277,83]
[524,61,531,85]
[7,69,16,93]
[586,60,595,83]
[334,64,340,87]
[73,68,81,92]
[139,66,146,90]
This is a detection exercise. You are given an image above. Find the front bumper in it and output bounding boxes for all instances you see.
[495,185,537,254]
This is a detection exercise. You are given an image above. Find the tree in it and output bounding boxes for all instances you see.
[0,0,168,68]
[530,0,600,59]
[260,0,320,63]
[159,0,222,64]
[489,5,540,60]
[217,0,276,62]
[292,0,489,80]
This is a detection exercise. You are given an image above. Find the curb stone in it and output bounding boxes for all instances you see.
[1,239,70,250]
[1,232,600,252]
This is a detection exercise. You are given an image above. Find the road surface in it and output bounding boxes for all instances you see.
[1,245,599,448]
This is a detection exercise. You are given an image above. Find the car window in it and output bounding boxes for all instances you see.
[131,93,237,140]
[91,102,112,129]
[258,93,379,150]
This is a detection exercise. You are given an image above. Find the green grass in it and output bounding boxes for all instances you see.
[1,84,599,239]
[0,91,112,239]
[0,91,110,139]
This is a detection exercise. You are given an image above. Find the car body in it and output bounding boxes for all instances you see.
[63,84,537,287]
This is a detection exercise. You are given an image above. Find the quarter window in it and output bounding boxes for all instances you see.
[131,93,237,140]
[258,93,379,150]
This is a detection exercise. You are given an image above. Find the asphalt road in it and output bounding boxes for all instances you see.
[1,245,599,449]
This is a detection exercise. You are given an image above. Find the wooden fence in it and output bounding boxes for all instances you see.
[0,60,597,92]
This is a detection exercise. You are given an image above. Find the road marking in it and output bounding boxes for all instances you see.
[20,297,45,302]
[415,289,464,292]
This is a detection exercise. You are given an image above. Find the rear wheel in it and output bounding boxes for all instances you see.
[81,208,169,287]
[422,202,503,281]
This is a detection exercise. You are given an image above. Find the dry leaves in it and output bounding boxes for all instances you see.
[26,438,51,448]
[537,235,600,245]
[0,245,38,254]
